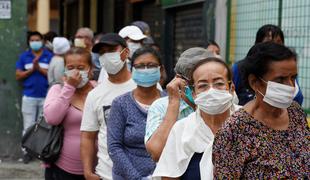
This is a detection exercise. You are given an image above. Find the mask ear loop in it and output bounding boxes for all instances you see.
[227,81,235,112]
[256,77,267,98]
[120,48,128,61]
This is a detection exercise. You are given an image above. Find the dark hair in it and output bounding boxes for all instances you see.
[189,57,232,86]
[43,31,58,42]
[27,31,43,44]
[131,46,162,70]
[206,40,220,49]
[241,42,296,92]
[64,47,92,66]
[255,24,284,44]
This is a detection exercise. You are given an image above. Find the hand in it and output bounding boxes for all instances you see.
[27,68,34,75]
[33,56,40,70]
[85,173,100,180]
[64,69,82,87]
[166,77,186,102]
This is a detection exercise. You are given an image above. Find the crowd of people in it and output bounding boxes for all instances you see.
[15,21,309,180]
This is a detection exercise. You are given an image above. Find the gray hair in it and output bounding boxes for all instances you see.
[174,47,215,79]
[76,27,94,39]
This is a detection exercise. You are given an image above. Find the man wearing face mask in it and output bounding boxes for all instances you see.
[118,25,147,69]
[80,33,137,180]
[16,31,53,163]
[74,27,101,81]
[153,57,240,180]
[145,47,215,162]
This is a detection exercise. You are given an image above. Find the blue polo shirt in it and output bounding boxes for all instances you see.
[16,49,53,98]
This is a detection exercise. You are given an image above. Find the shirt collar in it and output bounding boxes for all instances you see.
[180,99,192,112]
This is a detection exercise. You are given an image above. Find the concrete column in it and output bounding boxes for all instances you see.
[90,0,97,31]
[36,0,50,33]
[78,0,84,27]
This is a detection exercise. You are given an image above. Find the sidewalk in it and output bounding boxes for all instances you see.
[0,160,44,180]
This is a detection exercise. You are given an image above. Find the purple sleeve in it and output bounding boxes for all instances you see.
[107,97,141,179]
[43,83,76,125]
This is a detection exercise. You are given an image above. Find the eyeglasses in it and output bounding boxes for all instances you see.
[133,63,160,69]
[194,81,231,92]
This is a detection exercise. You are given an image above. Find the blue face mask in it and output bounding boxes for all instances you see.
[185,86,195,104]
[132,67,160,87]
[30,41,43,51]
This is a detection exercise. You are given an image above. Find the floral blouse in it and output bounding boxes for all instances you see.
[212,102,310,179]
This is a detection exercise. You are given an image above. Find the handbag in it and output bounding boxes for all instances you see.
[21,114,64,163]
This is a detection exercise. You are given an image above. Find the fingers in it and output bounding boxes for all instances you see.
[33,56,40,63]
[167,77,187,97]
[62,76,67,82]
[65,70,82,87]
[170,77,186,89]
[178,78,187,92]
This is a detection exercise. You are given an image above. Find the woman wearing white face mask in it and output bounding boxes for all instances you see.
[153,57,240,180]
[44,47,96,180]
[213,42,310,179]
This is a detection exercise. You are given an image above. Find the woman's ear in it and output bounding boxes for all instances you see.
[230,82,236,92]
[248,74,258,92]
[160,65,164,73]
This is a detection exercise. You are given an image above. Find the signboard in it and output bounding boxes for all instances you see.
[0,0,11,19]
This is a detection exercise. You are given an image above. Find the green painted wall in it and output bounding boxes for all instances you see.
[0,0,27,159]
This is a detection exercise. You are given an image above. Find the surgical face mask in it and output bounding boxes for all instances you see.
[65,69,89,88]
[257,79,295,109]
[29,41,43,51]
[99,51,125,75]
[194,88,233,115]
[128,42,142,58]
[184,86,195,104]
[132,67,160,87]
[74,38,86,48]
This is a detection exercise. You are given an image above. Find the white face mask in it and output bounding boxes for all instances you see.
[194,88,233,115]
[74,38,86,48]
[99,52,125,75]
[127,42,142,58]
[65,69,89,88]
[258,79,295,109]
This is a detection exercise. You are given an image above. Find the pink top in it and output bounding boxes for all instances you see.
[43,82,95,175]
